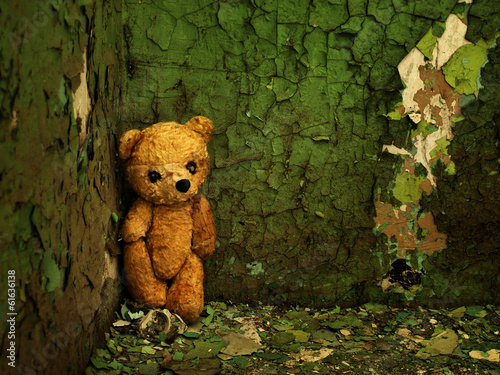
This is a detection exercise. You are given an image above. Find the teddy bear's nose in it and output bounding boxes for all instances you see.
[176,179,191,193]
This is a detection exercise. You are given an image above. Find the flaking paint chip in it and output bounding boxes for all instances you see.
[220,332,262,356]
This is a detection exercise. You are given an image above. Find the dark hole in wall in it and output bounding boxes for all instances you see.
[384,259,422,290]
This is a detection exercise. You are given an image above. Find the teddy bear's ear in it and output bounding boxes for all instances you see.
[185,116,214,143]
[119,129,142,160]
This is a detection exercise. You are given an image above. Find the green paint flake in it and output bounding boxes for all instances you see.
[416,27,437,60]
[273,76,297,101]
[288,330,310,343]
[57,77,68,112]
[172,351,184,361]
[128,311,145,320]
[246,261,265,276]
[432,21,446,38]
[315,211,325,218]
[452,115,465,123]
[442,43,488,97]
[141,346,156,354]
[183,332,200,339]
[430,136,451,158]
[385,110,402,121]
[309,0,349,31]
[312,136,330,142]
[393,173,426,204]
[42,252,64,292]
[202,305,215,326]
[185,338,228,360]
[411,120,436,138]
[340,16,364,33]
[376,222,392,234]
[445,161,456,175]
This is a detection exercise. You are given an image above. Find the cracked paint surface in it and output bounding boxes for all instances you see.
[122,0,499,308]
[0,1,123,373]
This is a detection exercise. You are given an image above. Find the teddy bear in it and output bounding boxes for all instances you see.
[118,116,216,323]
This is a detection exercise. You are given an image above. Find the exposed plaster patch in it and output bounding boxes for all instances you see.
[288,348,334,363]
[103,251,120,281]
[374,199,447,257]
[376,11,475,270]
[72,51,92,147]
[397,48,425,122]
[382,144,413,158]
[430,14,471,70]
[413,129,446,188]
[386,12,469,189]
[398,14,470,125]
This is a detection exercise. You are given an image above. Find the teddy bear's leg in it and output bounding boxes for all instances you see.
[124,240,167,307]
[165,253,204,323]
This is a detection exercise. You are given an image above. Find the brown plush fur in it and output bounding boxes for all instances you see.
[119,116,216,323]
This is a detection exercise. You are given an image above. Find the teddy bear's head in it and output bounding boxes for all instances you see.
[119,116,214,205]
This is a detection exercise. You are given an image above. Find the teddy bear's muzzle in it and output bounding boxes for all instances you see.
[176,179,191,193]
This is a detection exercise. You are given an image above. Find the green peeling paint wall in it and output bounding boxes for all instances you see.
[121,0,499,309]
[0,0,124,373]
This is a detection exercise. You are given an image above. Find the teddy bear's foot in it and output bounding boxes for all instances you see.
[166,284,204,324]
[165,253,204,323]
[124,240,167,307]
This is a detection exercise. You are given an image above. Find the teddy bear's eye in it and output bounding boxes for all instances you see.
[186,162,197,174]
[148,171,161,183]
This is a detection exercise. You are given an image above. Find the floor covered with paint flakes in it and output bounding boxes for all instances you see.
[86,302,499,375]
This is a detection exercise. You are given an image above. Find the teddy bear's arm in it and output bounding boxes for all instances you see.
[191,195,216,260]
[121,198,154,243]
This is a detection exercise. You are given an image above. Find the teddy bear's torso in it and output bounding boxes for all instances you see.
[147,201,195,280]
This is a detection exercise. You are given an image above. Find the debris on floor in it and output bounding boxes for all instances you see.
[86,301,500,374]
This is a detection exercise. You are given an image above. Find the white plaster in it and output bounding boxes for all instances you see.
[72,51,92,147]
[382,144,414,158]
[430,94,453,138]
[431,14,472,70]
[451,99,459,115]
[409,113,422,123]
[397,48,426,120]
[423,104,435,124]
[103,251,120,281]
[387,13,471,189]
[397,14,471,121]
